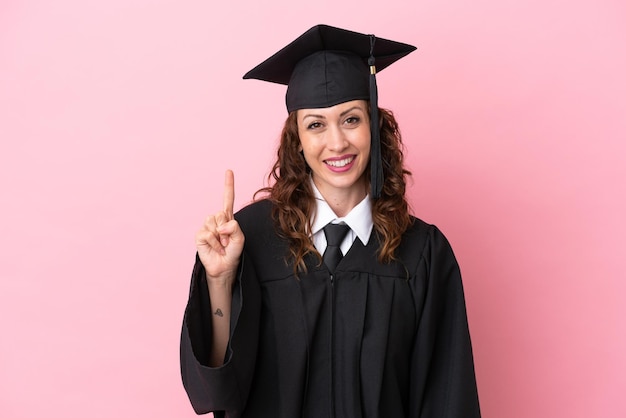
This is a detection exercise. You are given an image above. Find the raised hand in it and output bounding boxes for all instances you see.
[195,170,245,284]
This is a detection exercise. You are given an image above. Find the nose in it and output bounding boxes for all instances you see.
[326,125,348,152]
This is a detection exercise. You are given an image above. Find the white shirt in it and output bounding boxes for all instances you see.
[310,181,374,256]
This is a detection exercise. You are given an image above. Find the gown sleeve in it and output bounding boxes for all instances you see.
[410,226,481,418]
[180,252,261,417]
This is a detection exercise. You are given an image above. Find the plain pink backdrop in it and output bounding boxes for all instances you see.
[1,1,625,417]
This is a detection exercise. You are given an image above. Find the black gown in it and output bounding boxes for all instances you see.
[180,199,480,418]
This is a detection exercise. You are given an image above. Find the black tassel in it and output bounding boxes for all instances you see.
[369,35,383,199]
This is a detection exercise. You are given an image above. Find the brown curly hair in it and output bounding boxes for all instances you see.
[255,106,413,272]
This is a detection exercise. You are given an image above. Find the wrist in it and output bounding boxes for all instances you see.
[206,271,236,290]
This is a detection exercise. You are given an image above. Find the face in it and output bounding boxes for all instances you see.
[297,100,371,202]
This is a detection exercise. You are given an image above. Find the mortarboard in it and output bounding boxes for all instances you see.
[243,24,416,199]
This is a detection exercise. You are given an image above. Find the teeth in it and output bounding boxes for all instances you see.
[326,157,354,167]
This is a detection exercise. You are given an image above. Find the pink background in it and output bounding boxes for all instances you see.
[1,1,625,417]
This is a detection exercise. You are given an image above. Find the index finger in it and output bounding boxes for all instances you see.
[223,169,235,220]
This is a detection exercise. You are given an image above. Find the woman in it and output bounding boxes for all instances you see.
[180,25,481,418]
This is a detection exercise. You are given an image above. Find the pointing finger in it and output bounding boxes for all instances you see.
[223,169,235,221]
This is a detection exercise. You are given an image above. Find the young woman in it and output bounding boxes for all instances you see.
[180,25,481,418]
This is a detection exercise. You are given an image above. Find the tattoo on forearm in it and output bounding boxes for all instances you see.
[214,308,224,317]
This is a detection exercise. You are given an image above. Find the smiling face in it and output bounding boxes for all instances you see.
[297,100,371,205]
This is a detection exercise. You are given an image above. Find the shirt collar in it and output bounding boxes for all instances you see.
[310,180,373,246]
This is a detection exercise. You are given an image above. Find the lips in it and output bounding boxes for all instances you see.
[324,155,355,168]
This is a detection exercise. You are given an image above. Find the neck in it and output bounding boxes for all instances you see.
[315,181,368,218]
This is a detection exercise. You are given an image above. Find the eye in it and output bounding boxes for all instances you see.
[344,116,361,125]
[307,121,323,130]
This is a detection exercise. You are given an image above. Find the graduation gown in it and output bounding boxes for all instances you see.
[180,199,480,418]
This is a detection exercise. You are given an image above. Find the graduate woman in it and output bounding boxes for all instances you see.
[180,25,481,417]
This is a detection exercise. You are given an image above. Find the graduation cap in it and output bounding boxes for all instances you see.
[244,24,416,199]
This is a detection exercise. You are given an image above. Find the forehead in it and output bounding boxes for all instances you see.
[297,100,368,119]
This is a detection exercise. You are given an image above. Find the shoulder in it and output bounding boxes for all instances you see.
[397,216,457,270]
[234,199,293,277]
[405,215,451,243]
[235,199,273,225]
[234,198,282,244]
[400,216,437,249]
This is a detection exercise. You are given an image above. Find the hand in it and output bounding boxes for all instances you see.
[195,170,245,284]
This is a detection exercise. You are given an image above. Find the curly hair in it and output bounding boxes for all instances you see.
[255,106,413,272]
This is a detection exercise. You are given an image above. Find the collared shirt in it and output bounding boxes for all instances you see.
[310,181,374,256]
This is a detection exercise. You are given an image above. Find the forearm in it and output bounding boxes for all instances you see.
[207,277,233,367]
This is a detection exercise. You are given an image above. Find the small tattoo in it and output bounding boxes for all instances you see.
[214,308,224,317]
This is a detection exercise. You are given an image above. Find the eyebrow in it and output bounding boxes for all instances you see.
[301,105,365,121]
